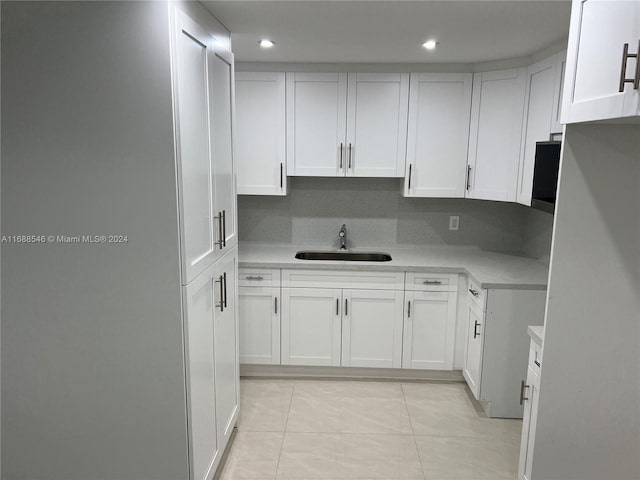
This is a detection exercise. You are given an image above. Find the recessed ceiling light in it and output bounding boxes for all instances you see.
[422,40,439,50]
[259,39,275,49]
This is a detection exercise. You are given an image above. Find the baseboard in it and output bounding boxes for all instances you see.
[240,364,465,382]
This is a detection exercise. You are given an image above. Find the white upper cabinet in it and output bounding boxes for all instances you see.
[211,45,237,253]
[551,52,567,134]
[235,72,287,195]
[286,72,348,176]
[562,0,640,123]
[345,73,408,177]
[517,54,561,206]
[467,68,527,202]
[404,73,472,197]
[286,72,409,177]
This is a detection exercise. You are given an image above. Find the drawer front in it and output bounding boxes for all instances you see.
[467,277,486,310]
[238,268,279,287]
[406,272,458,292]
[282,269,404,290]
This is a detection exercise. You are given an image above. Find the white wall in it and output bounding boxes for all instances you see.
[0,2,225,478]
[531,124,640,479]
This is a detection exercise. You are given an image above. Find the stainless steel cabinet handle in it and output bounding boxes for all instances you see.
[339,143,344,169]
[223,272,227,308]
[345,298,348,316]
[336,298,339,315]
[215,212,224,248]
[473,320,480,339]
[424,280,442,285]
[619,40,640,92]
[466,165,472,191]
[216,275,224,312]
[469,288,479,297]
[280,163,284,189]
[348,143,353,169]
[222,210,227,248]
[408,164,413,190]
[520,380,529,405]
[274,297,278,314]
[407,301,411,318]
[245,275,264,281]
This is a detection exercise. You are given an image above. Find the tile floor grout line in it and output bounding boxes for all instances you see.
[401,383,428,480]
[271,379,296,480]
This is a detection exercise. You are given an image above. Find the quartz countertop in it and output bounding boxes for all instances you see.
[528,325,544,347]
[238,243,549,290]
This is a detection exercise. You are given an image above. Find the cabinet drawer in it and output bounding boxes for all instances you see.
[467,277,486,310]
[406,272,458,292]
[238,268,279,287]
[282,269,404,290]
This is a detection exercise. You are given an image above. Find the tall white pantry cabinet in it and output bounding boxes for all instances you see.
[2,2,238,480]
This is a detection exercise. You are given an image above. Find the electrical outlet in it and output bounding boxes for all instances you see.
[449,216,459,231]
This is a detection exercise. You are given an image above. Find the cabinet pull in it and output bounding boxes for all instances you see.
[423,280,442,285]
[280,163,284,189]
[215,212,224,248]
[469,288,479,297]
[222,210,227,248]
[534,360,541,367]
[473,320,480,339]
[216,275,224,312]
[619,40,640,92]
[274,296,278,314]
[345,298,348,316]
[520,380,529,405]
[339,143,344,169]
[407,301,411,318]
[408,164,412,190]
[466,165,472,191]
[223,271,227,308]
[245,275,264,281]
[348,143,353,169]
[336,298,339,315]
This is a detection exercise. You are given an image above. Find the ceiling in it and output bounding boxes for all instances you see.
[202,1,571,64]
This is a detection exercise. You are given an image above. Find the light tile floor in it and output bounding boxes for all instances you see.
[218,379,521,480]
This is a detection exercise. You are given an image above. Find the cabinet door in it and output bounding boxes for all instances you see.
[345,73,408,177]
[235,72,287,195]
[562,0,640,123]
[551,51,567,134]
[286,73,347,176]
[182,263,219,480]
[467,68,527,202]
[462,304,484,399]
[172,9,218,284]
[518,366,540,480]
[238,285,280,364]
[341,289,404,368]
[213,249,239,452]
[402,290,457,370]
[211,45,237,253]
[404,73,472,198]
[281,288,342,365]
[517,56,558,206]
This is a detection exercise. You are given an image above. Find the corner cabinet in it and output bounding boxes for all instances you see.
[235,72,287,195]
[403,73,473,198]
[286,72,408,177]
[466,68,527,202]
[562,0,640,123]
[462,278,546,418]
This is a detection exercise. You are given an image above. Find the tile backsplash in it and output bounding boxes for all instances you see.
[238,177,553,259]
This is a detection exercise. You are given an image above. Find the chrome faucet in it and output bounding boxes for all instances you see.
[339,224,347,250]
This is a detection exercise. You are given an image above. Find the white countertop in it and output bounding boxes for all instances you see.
[528,325,544,347]
[239,243,549,290]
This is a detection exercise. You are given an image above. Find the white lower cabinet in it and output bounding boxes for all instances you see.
[342,289,404,368]
[462,301,484,398]
[281,287,342,366]
[238,268,281,364]
[519,364,540,480]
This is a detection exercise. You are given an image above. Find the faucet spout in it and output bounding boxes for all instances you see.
[339,224,347,250]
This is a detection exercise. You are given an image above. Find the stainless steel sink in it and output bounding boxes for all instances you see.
[294,251,392,262]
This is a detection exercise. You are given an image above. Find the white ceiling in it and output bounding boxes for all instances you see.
[202,1,571,64]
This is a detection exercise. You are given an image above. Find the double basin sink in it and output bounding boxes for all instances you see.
[295,250,392,262]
